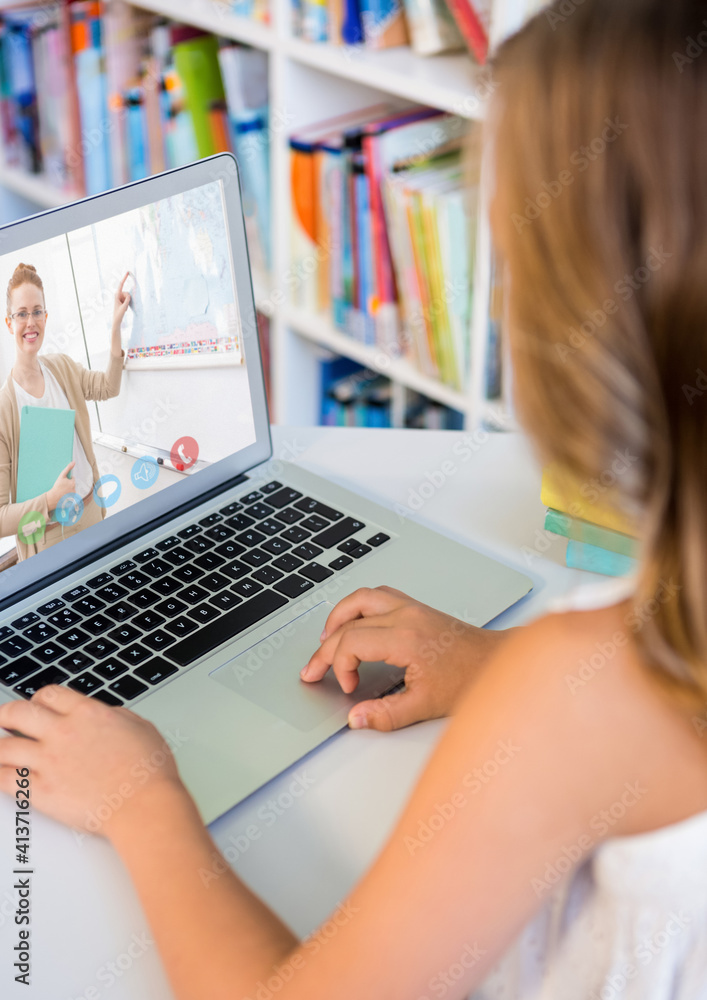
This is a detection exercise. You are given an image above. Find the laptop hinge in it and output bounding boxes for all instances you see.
[0,472,250,615]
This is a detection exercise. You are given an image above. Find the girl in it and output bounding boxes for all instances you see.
[1,0,706,997]
[0,263,131,559]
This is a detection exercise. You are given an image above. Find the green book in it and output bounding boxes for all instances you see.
[16,406,75,504]
[544,507,638,558]
[173,35,226,159]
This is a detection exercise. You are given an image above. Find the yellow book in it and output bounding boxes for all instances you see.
[541,463,636,536]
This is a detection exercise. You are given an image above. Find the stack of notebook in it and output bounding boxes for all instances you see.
[541,465,638,577]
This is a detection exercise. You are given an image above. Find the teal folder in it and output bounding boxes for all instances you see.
[16,406,76,504]
[565,539,637,578]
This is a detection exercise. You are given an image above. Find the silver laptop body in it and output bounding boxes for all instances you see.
[0,155,532,823]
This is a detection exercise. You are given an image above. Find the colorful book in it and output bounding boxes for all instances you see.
[541,464,635,536]
[288,103,390,313]
[302,0,329,40]
[73,36,111,193]
[360,105,441,344]
[327,0,344,43]
[341,0,365,43]
[103,0,144,189]
[544,509,638,558]
[402,0,464,55]
[2,8,40,174]
[358,0,409,48]
[172,29,226,158]
[232,112,272,273]
[441,0,490,63]
[565,540,637,578]
[142,54,166,175]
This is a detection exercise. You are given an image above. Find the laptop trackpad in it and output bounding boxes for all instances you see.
[208,601,402,732]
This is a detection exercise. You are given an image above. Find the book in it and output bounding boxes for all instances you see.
[540,464,634,536]
[288,103,391,313]
[360,105,441,346]
[379,117,472,383]
[302,0,329,40]
[544,508,638,558]
[327,0,344,43]
[74,42,111,194]
[0,7,40,174]
[441,0,490,63]
[232,111,272,272]
[358,0,410,48]
[172,29,226,159]
[142,54,166,175]
[402,0,464,55]
[565,540,637,578]
[341,0,364,42]
[125,86,148,181]
[102,0,142,189]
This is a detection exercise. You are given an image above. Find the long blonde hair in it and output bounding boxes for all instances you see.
[491,0,707,708]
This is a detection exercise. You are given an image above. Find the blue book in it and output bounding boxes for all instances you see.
[126,88,148,181]
[341,0,364,43]
[566,540,637,577]
[319,355,361,424]
[75,47,111,193]
[232,110,272,271]
[355,166,372,342]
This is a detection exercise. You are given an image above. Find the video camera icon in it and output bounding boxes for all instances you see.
[18,509,46,546]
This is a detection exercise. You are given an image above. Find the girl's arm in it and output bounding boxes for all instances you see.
[0,609,666,1000]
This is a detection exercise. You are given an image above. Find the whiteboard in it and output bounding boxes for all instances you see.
[69,180,243,368]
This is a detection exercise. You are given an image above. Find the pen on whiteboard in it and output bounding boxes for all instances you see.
[116,443,162,465]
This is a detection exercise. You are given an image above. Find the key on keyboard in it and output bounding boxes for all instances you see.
[166,589,288,667]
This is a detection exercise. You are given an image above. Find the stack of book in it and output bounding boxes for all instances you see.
[0,3,271,271]
[292,0,490,61]
[319,353,463,426]
[290,105,478,390]
[225,0,271,24]
[541,466,638,576]
[320,354,392,426]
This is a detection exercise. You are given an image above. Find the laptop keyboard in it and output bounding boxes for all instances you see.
[0,481,391,707]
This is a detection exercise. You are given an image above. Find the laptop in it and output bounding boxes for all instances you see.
[0,153,532,824]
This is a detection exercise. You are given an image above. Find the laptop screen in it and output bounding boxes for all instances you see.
[0,157,271,605]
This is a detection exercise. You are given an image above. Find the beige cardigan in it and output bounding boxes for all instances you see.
[0,351,124,559]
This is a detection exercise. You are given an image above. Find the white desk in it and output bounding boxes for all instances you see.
[0,426,592,1000]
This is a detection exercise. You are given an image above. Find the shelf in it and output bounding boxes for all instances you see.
[133,0,274,49]
[285,306,471,412]
[284,38,490,121]
[0,165,77,210]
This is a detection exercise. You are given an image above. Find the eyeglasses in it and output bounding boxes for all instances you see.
[9,308,46,324]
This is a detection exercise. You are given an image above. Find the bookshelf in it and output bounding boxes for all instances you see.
[0,0,537,428]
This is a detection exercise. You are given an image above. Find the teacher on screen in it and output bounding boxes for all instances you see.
[0,262,131,561]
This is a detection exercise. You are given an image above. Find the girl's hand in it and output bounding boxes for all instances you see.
[112,270,132,329]
[47,460,76,510]
[0,686,187,841]
[300,585,514,731]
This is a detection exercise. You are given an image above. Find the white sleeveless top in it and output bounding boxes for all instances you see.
[470,575,707,1000]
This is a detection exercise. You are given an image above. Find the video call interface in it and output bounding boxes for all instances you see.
[0,178,258,569]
